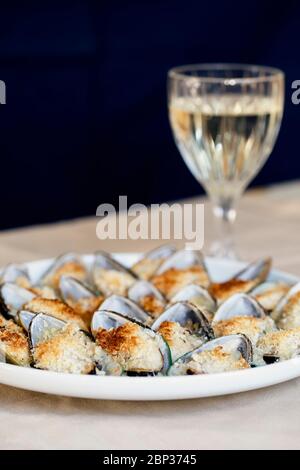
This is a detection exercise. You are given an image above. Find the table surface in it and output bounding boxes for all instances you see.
[1,180,300,450]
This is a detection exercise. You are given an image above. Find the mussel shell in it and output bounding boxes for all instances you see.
[96,294,150,324]
[93,251,138,295]
[92,309,171,374]
[151,250,210,299]
[196,334,252,361]
[273,281,300,315]
[168,334,253,375]
[263,355,279,365]
[131,245,177,279]
[0,283,36,318]
[213,293,266,323]
[39,253,87,287]
[170,284,216,312]
[24,297,88,331]
[59,275,97,302]
[91,309,130,333]
[18,310,35,332]
[142,245,177,261]
[0,317,31,366]
[235,258,271,282]
[128,280,165,304]
[155,249,207,275]
[210,258,271,304]
[0,264,30,287]
[272,282,300,326]
[93,251,138,278]
[151,301,214,340]
[128,280,166,317]
[29,313,66,348]
[250,281,290,312]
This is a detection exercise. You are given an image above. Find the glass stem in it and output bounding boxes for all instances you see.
[210,201,237,259]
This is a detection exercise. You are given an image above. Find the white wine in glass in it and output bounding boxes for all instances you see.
[168,64,284,258]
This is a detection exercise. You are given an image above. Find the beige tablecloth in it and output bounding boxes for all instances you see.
[1,181,300,450]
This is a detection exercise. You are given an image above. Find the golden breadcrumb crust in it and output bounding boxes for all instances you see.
[43,262,87,289]
[0,318,31,366]
[277,292,300,329]
[209,259,271,304]
[254,284,289,312]
[95,322,163,372]
[29,286,57,299]
[132,258,163,280]
[256,327,300,361]
[158,320,202,361]
[94,268,135,296]
[139,295,165,318]
[213,316,276,345]
[152,266,209,299]
[209,279,255,303]
[66,295,104,327]
[185,346,250,374]
[12,276,31,289]
[24,298,87,331]
[33,323,95,374]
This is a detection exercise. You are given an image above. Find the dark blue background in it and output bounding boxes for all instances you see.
[0,0,299,229]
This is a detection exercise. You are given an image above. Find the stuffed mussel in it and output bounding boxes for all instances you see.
[92,310,171,376]
[168,335,252,375]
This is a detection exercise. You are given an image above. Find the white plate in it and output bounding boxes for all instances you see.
[0,253,300,401]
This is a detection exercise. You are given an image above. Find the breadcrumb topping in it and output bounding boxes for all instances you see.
[43,262,87,289]
[95,322,163,372]
[33,323,95,374]
[65,295,104,328]
[94,268,135,296]
[24,298,87,331]
[213,316,276,346]
[132,258,164,280]
[276,292,300,330]
[158,321,202,361]
[139,295,165,318]
[184,347,250,374]
[13,276,31,289]
[152,266,209,299]
[0,319,31,366]
[171,344,250,375]
[29,286,57,299]
[209,279,255,303]
[256,327,300,362]
[253,284,289,312]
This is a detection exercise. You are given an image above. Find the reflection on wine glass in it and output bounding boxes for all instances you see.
[168,64,284,258]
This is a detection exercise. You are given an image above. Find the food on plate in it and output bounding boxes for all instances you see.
[151,301,213,362]
[168,335,252,375]
[131,244,176,280]
[0,247,298,376]
[151,249,210,299]
[93,251,137,296]
[29,313,94,374]
[209,258,271,304]
[92,310,170,375]
[0,313,31,366]
[128,280,166,318]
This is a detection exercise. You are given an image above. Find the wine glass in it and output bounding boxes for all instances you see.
[168,64,284,258]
